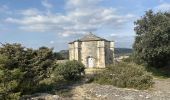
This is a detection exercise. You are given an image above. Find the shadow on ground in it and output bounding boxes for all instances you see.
[146,66,170,78]
[21,78,86,99]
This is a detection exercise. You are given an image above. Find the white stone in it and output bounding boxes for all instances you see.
[69,32,114,68]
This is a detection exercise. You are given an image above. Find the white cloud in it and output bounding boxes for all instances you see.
[59,31,73,37]
[66,0,102,9]
[110,33,117,36]
[50,41,54,44]
[41,0,53,9]
[5,0,135,36]
[155,3,170,11]
[19,8,42,16]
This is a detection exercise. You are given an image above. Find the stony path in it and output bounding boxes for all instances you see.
[63,78,170,100]
[29,78,170,100]
[153,78,170,92]
[82,83,170,100]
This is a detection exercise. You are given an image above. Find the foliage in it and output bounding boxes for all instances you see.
[57,50,69,60]
[53,50,69,60]
[0,43,56,99]
[93,62,153,90]
[54,52,65,60]
[133,10,170,67]
[0,55,23,100]
[54,60,85,81]
[146,66,170,78]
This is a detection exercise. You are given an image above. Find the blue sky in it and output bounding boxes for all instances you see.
[0,0,170,51]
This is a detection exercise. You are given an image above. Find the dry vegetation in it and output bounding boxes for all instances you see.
[92,62,154,90]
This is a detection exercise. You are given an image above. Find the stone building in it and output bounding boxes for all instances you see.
[69,33,114,68]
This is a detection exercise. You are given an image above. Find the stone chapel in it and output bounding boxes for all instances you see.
[69,32,114,68]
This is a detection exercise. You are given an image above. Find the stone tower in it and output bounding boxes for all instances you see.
[69,32,114,68]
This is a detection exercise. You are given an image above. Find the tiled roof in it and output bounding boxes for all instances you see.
[79,32,105,41]
[69,32,109,43]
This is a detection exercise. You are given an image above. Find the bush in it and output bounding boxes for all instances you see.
[54,60,85,81]
[0,55,23,100]
[0,43,57,99]
[93,62,153,90]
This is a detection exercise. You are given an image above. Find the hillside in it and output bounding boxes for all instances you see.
[114,48,133,57]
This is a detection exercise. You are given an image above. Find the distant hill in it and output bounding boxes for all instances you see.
[114,48,133,57]
[115,48,133,54]
[57,48,133,60]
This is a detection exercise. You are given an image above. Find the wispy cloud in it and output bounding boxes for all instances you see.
[19,8,42,16]
[155,3,170,11]
[5,0,135,37]
[41,0,53,9]
[0,5,12,14]
[0,5,8,12]
[50,40,54,44]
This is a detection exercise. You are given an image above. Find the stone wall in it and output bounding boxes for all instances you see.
[81,41,98,67]
[105,41,114,65]
[69,40,114,68]
[97,41,105,68]
[69,43,74,60]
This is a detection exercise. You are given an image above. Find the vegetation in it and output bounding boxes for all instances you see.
[1,10,170,98]
[54,60,85,81]
[54,52,65,60]
[0,55,23,100]
[57,50,69,60]
[93,62,153,90]
[0,43,57,99]
[133,10,170,68]
[53,50,69,60]
[146,66,170,78]
[1,10,170,100]
[0,43,86,99]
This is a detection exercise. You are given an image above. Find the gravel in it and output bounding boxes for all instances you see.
[82,83,170,100]
[22,78,170,100]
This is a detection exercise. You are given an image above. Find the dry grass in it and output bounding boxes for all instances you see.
[92,62,154,90]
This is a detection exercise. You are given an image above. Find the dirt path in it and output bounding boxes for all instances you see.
[153,78,170,92]
[28,78,170,100]
[62,78,170,100]
[70,84,97,100]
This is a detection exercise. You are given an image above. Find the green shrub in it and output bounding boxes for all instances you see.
[54,60,85,81]
[93,62,153,90]
[0,43,57,98]
[0,55,23,100]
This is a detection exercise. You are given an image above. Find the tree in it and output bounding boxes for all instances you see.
[0,55,23,100]
[0,43,56,95]
[54,60,85,81]
[54,52,64,60]
[133,10,170,67]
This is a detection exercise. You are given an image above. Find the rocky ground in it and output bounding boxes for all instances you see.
[27,78,170,100]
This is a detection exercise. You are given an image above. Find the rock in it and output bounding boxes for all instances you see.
[21,93,62,100]
[21,78,170,100]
